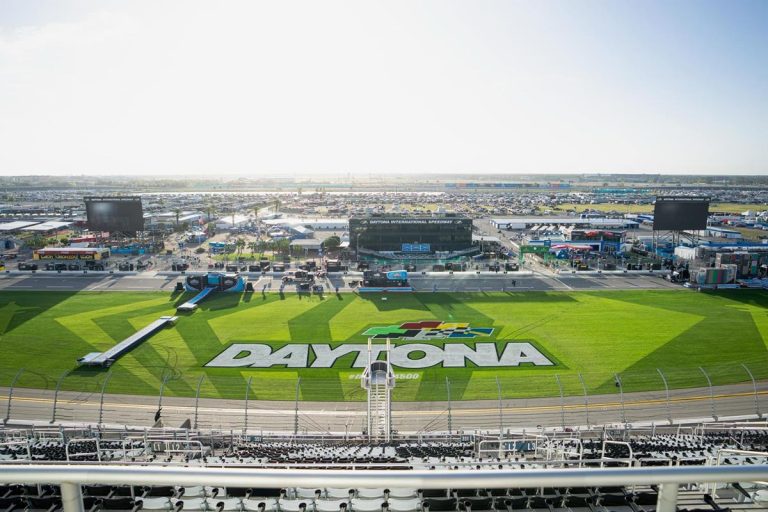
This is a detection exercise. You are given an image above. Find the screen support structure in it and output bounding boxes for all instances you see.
[652,229,699,257]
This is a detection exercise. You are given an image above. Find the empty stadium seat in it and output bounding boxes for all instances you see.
[351,499,388,512]
[212,498,244,512]
[241,498,277,512]
[422,497,457,511]
[387,491,418,500]
[26,496,63,512]
[315,501,349,512]
[0,497,25,512]
[357,490,386,500]
[140,497,173,510]
[98,497,143,512]
[384,498,421,512]
[277,500,309,512]
[459,497,494,512]
[294,490,322,500]
[326,489,355,500]
[172,497,209,511]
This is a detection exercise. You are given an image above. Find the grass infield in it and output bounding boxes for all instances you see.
[0,289,766,402]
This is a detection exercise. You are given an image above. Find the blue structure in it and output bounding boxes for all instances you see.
[209,241,233,254]
[184,272,246,293]
[177,286,216,312]
[78,316,178,367]
[178,272,247,311]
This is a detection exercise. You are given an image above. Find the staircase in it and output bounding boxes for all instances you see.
[367,379,391,442]
[362,338,396,443]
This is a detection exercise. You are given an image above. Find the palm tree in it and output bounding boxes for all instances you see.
[205,203,216,222]
[172,207,182,228]
[235,237,246,258]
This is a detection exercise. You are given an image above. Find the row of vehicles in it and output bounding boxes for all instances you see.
[17,261,107,271]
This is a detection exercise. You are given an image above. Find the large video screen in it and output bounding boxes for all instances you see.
[85,197,144,232]
[653,197,709,231]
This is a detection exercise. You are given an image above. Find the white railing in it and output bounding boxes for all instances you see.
[1,464,767,512]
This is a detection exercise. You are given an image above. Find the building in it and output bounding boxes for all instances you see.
[261,217,348,231]
[21,221,72,235]
[349,214,473,255]
[33,247,110,261]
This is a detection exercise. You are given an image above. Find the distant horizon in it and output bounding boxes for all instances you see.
[2,170,768,179]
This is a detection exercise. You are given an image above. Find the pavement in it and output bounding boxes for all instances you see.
[1,381,766,435]
[0,269,684,293]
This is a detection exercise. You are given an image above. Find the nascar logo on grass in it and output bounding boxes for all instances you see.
[362,321,494,340]
[206,321,554,368]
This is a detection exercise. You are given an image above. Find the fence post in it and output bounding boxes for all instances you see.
[698,367,717,421]
[614,373,626,424]
[156,372,170,424]
[657,483,679,512]
[656,369,672,424]
[3,368,25,425]
[98,371,113,426]
[60,481,85,512]
[741,363,761,418]
[445,377,452,435]
[244,376,253,433]
[555,374,565,429]
[193,375,205,430]
[293,377,301,436]
[50,369,71,424]
[578,373,590,428]
[496,376,503,437]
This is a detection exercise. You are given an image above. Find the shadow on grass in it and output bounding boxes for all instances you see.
[198,292,241,311]
[441,291,579,303]
[0,290,80,335]
[707,289,768,309]
[358,293,431,312]
[172,293,194,308]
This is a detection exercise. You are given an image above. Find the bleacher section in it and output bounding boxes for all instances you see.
[77,316,178,367]
[177,287,216,312]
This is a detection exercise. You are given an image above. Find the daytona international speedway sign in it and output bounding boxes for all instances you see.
[205,321,554,369]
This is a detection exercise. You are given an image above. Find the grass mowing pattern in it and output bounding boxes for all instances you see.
[0,289,766,401]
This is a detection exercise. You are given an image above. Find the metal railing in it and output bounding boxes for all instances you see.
[1,464,767,512]
[1,361,766,435]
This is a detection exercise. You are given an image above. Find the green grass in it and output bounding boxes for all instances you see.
[0,289,767,401]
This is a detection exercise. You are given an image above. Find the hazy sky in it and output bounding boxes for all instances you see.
[1,0,766,176]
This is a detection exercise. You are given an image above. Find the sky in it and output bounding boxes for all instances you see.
[0,0,766,177]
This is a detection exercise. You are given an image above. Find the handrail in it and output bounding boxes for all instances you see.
[2,463,767,487]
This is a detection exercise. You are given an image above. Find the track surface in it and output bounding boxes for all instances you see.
[2,381,766,434]
[0,270,683,293]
